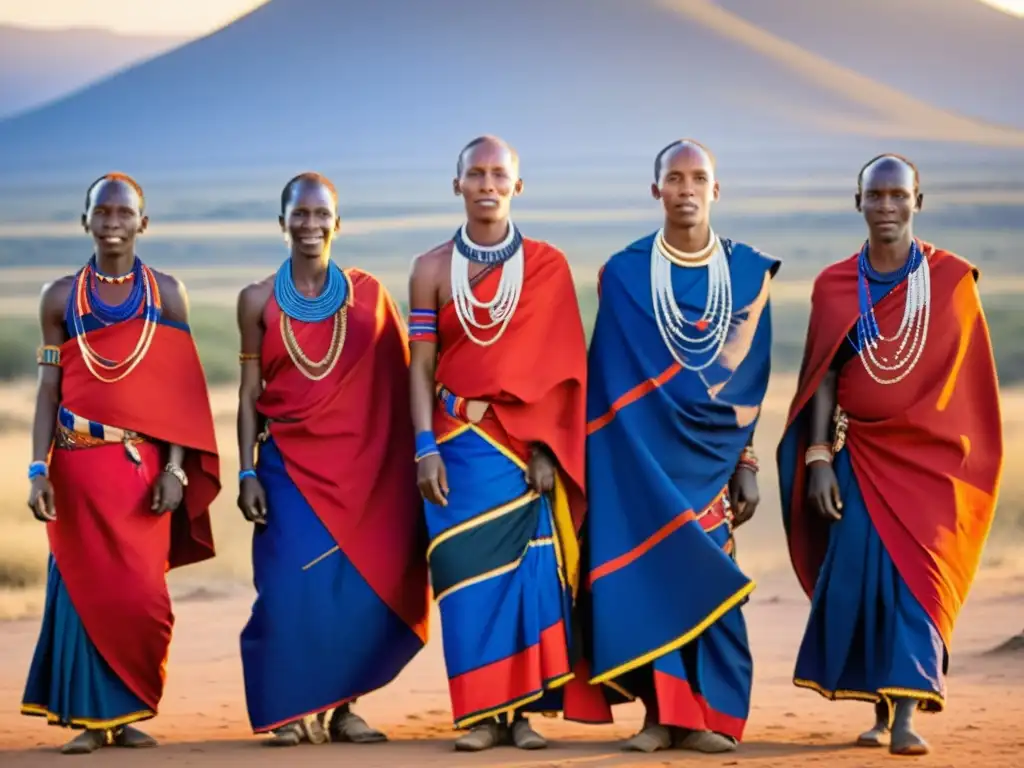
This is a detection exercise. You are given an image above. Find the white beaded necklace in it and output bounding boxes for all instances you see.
[650,228,733,372]
[450,223,524,347]
[857,252,931,385]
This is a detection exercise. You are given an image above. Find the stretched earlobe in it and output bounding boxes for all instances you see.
[854,193,862,212]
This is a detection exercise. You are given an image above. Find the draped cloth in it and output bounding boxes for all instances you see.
[778,242,1003,709]
[564,233,778,741]
[425,239,591,728]
[23,279,220,727]
[240,269,429,732]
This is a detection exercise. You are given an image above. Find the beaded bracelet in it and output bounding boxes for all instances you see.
[239,468,257,481]
[804,442,833,466]
[737,445,759,473]
[28,460,48,480]
[36,345,61,367]
[415,431,439,462]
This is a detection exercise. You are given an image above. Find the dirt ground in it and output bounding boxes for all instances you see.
[1,570,1023,767]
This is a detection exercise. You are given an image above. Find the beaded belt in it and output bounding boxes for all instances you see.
[696,487,732,534]
[56,406,145,464]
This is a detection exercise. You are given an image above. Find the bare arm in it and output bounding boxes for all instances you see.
[808,370,837,447]
[236,283,268,473]
[28,279,71,521]
[408,255,440,435]
[408,252,448,505]
[806,368,842,519]
[31,281,69,464]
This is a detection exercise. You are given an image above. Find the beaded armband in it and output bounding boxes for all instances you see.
[415,431,439,462]
[36,345,61,367]
[28,460,48,480]
[437,384,468,421]
[238,352,260,364]
[408,309,438,343]
[737,445,759,473]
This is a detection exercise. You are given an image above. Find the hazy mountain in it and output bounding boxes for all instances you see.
[0,25,187,119]
[713,0,1024,128]
[1,0,1022,179]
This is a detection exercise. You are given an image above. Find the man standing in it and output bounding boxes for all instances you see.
[568,141,779,754]
[22,173,222,754]
[778,155,1003,757]
[236,172,429,746]
[407,136,591,751]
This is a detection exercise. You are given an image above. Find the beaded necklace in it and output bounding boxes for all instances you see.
[274,258,348,322]
[68,256,159,383]
[450,222,524,347]
[650,228,733,371]
[92,255,136,284]
[274,258,351,381]
[853,239,930,385]
[87,255,144,326]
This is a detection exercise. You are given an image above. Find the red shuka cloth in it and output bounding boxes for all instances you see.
[434,239,589,531]
[54,317,222,710]
[781,243,1004,650]
[257,268,430,642]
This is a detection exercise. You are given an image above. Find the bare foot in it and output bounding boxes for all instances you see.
[454,720,503,752]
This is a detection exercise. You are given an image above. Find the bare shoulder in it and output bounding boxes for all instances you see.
[239,275,274,307]
[409,241,452,282]
[237,275,274,325]
[150,268,190,323]
[40,274,75,310]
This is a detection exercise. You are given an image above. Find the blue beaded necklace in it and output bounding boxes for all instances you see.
[86,255,146,325]
[453,222,522,264]
[854,239,922,352]
[274,258,348,323]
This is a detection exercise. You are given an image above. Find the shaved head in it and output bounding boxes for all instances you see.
[654,139,716,184]
[857,153,919,194]
[456,135,520,178]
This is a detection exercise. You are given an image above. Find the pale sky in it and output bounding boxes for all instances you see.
[0,0,1021,35]
[0,0,267,35]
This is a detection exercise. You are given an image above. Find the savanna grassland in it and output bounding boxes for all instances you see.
[0,170,1022,620]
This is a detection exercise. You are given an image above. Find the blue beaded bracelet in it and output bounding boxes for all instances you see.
[239,469,257,481]
[414,431,439,462]
[28,461,47,480]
